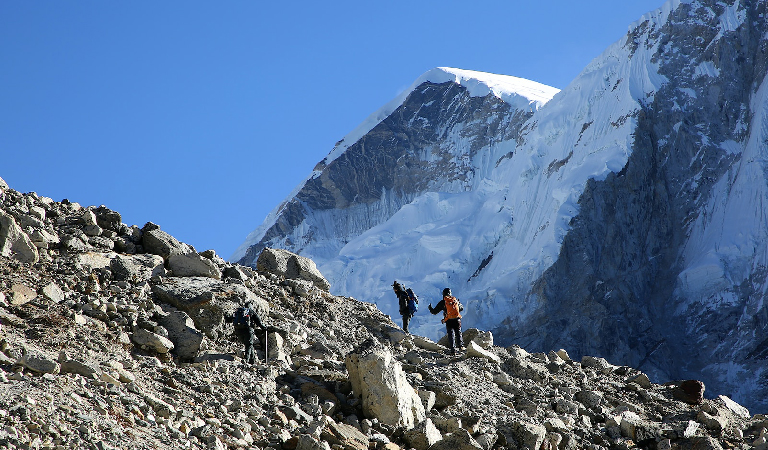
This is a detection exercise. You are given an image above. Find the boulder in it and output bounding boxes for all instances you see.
[429,428,483,450]
[466,341,501,363]
[158,305,205,360]
[575,389,604,409]
[322,421,369,450]
[509,421,546,450]
[93,205,122,232]
[717,395,750,418]
[257,248,331,292]
[75,251,116,271]
[0,210,39,263]
[295,434,330,450]
[110,254,165,282]
[345,339,425,429]
[268,331,292,366]
[17,352,60,374]
[581,355,616,373]
[411,335,446,352]
[30,229,59,249]
[619,411,661,443]
[168,252,222,279]
[673,380,705,405]
[59,357,101,379]
[41,282,65,303]
[463,328,493,349]
[627,373,652,389]
[9,283,36,306]
[141,224,193,260]
[418,390,436,412]
[131,328,174,354]
[504,350,549,383]
[403,418,442,450]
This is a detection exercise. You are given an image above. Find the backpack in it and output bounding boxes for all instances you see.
[443,296,462,321]
[406,288,419,314]
[233,306,251,326]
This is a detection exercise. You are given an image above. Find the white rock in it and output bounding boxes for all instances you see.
[168,252,222,279]
[345,341,425,429]
[42,282,65,303]
[466,341,500,363]
[718,395,750,418]
[131,328,175,354]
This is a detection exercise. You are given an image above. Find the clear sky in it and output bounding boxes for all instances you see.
[1,1,665,260]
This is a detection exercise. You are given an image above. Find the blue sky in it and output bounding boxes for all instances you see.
[1,1,664,260]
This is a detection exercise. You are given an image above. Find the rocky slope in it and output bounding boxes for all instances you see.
[2,182,768,449]
[230,0,768,413]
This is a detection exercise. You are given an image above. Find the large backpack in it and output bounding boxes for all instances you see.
[233,306,251,326]
[406,288,419,314]
[443,296,462,321]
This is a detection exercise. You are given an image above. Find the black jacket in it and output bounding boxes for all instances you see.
[395,288,410,316]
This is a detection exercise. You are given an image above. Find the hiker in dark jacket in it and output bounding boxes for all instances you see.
[428,287,464,355]
[228,302,265,364]
[393,281,413,333]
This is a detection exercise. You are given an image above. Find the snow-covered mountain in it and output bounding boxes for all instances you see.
[233,0,768,412]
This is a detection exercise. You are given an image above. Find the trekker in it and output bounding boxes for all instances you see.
[228,302,266,364]
[428,288,464,355]
[392,281,415,333]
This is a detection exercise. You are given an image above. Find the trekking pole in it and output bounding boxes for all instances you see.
[264,327,268,364]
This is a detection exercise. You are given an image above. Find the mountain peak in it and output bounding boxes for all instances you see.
[319,67,559,169]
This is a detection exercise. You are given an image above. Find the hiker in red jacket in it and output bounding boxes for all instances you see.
[428,287,464,355]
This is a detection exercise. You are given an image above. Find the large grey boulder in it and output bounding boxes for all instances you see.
[0,210,39,263]
[403,418,442,450]
[168,252,221,279]
[345,339,425,429]
[111,254,165,282]
[17,352,60,374]
[59,355,101,379]
[141,223,194,260]
[256,248,331,292]
[463,328,493,349]
[158,305,205,360]
[509,421,546,450]
[93,205,122,232]
[30,229,59,249]
[151,277,268,339]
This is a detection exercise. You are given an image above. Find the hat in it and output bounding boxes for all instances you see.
[442,287,451,297]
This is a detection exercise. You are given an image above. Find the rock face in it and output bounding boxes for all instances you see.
[345,339,426,429]
[256,247,330,292]
[231,0,768,412]
[0,183,766,450]
[0,210,38,264]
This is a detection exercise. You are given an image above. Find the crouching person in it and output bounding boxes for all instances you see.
[227,302,266,364]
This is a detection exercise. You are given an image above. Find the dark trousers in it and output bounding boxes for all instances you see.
[235,325,256,363]
[402,313,413,333]
[445,318,462,349]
